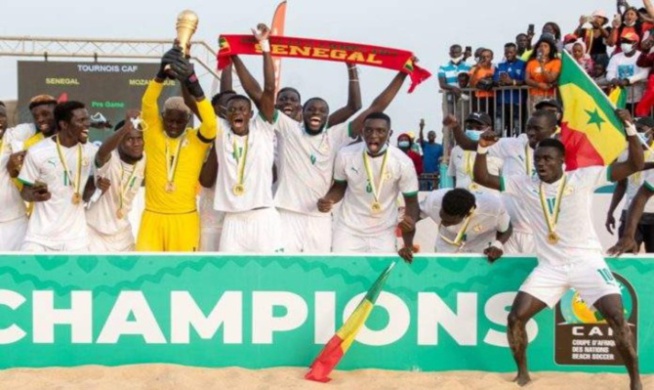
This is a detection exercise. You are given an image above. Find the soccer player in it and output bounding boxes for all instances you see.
[18,101,98,252]
[136,47,217,251]
[474,111,642,389]
[86,112,145,252]
[317,112,419,263]
[447,109,559,253]
[419,188,512,261]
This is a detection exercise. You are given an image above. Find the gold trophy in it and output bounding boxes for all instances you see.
[164,10,199,72]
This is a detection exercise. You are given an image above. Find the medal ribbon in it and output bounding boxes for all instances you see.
[362,150,389,204]
[55,136,82,197]
[539,175,567,237]
[438,207,476,247]
[233,135,249,188]
[118,161,141,212]
[525,144,532,175]
[165,131,186,185]
[464,151,473,178]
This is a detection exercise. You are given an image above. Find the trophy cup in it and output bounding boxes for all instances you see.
[164,10,199,73]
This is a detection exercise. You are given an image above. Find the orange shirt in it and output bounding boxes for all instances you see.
[526,58,562,97]
[469,65,495,98]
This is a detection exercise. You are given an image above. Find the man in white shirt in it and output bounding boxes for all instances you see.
[86,113,145,252]
[448,109,560,254]
[18,101,98,252]
[606,32,648,111]
[475,117,642,389]
[420,188,511,260]
[318,112,420,263]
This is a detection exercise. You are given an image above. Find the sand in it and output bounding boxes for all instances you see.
[0,365,650,390]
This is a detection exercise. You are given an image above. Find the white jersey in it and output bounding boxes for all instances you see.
[214,115,275,213]
[420,189,510,253]
[501,166,611,266]
[618,150,654,213]
[0,139,27,222]
[448,146,502,196]
[4,123,37,149]
[274,112,355,216]
[489,134,535,233]
[333,143,419,235]
[86,150,145,235]
[18,138,98,247]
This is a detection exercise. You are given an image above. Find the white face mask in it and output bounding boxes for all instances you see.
[621,43,635,53]
[637,131,652,147]
[451,55,464,64]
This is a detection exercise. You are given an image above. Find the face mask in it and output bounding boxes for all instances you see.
[621,43,635,53]
[398,140,410,148]
[451,55,464,64]
[465,129,484,141]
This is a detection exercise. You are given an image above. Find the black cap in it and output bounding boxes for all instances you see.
[535,99,563,113]
[465,112,492,127]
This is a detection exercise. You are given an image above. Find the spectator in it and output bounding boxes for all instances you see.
[635,34,654,115]
[574,10,611,67]
[418,119,443,175]
[606,32,649,113]
[542,22,563,50]
[567,40,594,74]
[534,99,563,134]
[494,43,526,135]
[438,44,471,118]
[453,72,472,122]
[516,33,533,62]
[397,133,423,175]
[591,61,612,92]
[608,7,648,52]
[406,131,422,156]
[525,36,562,108]
[469,48,495,119]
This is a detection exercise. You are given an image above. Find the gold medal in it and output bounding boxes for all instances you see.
[165,181,176,193]
[116,208,125,220]
[371,201,382,214]
[547,231,559,245]
[233,184,245,196]
[72,193,82,205]
[469,183,479,191]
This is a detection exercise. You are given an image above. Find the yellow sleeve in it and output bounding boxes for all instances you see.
[196,97,218,141]
[142,80,164,129]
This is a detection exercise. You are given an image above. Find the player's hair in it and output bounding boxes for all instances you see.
[450,44,462,52]
[225,94,252,109]
[277,87,301,102]
[364,112,391,128]
[530,109,558,129]
[536,138,565,157]
[28,94,57,111]
[303,97,329,112]
[54,101,85,125]
[163,97,191,114]
[211,90,236,107]
[442,188,476,218]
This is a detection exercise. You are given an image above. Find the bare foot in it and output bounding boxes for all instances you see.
[513,373,531,386]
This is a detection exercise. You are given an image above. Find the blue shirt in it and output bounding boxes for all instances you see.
[438,60,472,86]
[493,59,526,105]
[420,141,443,174]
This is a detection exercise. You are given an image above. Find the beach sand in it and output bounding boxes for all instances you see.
[0,365,651,390]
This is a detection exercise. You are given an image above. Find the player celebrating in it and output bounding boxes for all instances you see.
[136,47,218,251]
[86,112,145,252]
[18,101,98,252]
[420,188,511,261]
[473,110,642,389]
[318,112,419,262]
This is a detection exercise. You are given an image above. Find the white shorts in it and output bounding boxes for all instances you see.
[520,260,621,308]
[0,216,28,251]
[21,239,89,252]
[200,226,223,252]
[332,223,396,254]
[219,207,283,253]
[88,225,135,252]
[504,230,536,254]
[279,209,332,253]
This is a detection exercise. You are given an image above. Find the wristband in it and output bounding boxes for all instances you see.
[490,240,503,251]
[260,39,271,53]
[625,123,637,136]
[477,144,489,154]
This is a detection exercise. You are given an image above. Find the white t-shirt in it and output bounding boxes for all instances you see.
[18,138,98,246]
[0,139,27,222]
[86,150,145,235]
[420,189,510,253]
[274,112,355,216]
[606,52,648,103]
[448,145,502,196]
[4,123,37,150]
[489,134,535,233]
[333,143,419,235]
[501,166,611,266]
[618,150,654,213]
[213,115,276,213]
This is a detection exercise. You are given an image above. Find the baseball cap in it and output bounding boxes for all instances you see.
[534,99,563,113]
[464,112,492,127]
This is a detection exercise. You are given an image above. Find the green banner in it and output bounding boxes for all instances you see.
[0,254,651,373]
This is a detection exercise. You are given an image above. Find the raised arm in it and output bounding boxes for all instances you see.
[232,55,265,108]
[444,114,477,150]
[472,135,502,191]
[327,64,362,127]
[349,71,408,137]
[609,110,645,181]
[143,48,180,124]
[95,110,140,168]
[249,24,276,122]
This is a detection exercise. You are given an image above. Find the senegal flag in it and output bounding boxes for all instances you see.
[559,50,626,170]
[305,260,397,383]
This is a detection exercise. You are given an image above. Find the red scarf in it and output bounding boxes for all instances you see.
[217,35,431,93]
